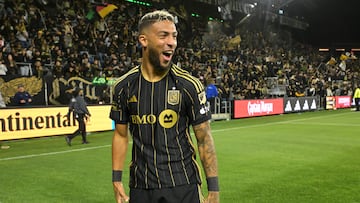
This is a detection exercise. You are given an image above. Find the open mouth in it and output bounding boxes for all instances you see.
[162,51,173,61]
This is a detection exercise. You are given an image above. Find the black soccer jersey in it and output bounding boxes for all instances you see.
[110,64,211,189]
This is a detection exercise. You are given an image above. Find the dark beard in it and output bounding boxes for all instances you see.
[148,46,170,73]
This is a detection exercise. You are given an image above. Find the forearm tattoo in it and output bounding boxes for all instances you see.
[193,122,218,177]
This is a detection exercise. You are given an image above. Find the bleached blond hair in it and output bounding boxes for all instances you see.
[138,10,175,33]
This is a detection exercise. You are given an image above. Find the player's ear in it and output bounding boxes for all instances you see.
[138,34,147,48]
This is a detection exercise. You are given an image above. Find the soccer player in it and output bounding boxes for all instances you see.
[110,10,219,203]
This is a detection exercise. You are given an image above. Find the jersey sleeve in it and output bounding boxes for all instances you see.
[184,77,211,126]
[109,83,129,124]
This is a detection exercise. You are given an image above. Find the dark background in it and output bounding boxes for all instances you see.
[284,0,360,47]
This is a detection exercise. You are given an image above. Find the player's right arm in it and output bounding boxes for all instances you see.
[112,123,130,203]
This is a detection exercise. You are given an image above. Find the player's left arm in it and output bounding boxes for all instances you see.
[193,121,220,203]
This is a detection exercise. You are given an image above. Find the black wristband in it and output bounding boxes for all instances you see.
[206,177,219,192]
[112,170,122,182]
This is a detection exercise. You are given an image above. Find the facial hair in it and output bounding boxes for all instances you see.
[148,46,171,73]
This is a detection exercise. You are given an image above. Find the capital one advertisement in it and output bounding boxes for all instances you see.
[233,98,284,118]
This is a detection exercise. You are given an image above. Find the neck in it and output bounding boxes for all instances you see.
[140,61,170,82]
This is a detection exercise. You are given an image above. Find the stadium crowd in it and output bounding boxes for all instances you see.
[0,0,359,105]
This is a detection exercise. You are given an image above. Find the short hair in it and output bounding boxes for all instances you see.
[138,10,175,33]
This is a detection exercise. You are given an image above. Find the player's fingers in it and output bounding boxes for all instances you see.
[121,197,130,203]
[113,186,122,203]
[119,190,129,202]
[114,192,122,203]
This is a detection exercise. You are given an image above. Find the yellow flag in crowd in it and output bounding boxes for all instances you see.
[326,57,337,65]
[96,4,118,18]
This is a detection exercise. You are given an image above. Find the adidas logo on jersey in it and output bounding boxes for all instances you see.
[128,95,138,103]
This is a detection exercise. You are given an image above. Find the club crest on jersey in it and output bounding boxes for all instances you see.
[168,90,180,105]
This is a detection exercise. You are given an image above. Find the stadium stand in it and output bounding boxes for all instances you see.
[0,0,359,108]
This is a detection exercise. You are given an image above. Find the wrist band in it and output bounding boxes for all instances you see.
[206,177,219,192]
[112,170,122,182]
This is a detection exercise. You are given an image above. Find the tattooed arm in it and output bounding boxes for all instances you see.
[193,120,220,203]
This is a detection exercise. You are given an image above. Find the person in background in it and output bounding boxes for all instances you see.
[0,59,7,76]
[353,84,360,111]
[13,84,32,106]
[206,78,219,114]
[65,87,91,146]
[0,90,6,108]
[110,10,219,203]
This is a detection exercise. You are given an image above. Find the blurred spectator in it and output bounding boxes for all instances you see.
[34,58,45,78]
[216,81,229,100]
[206,78,218,113]
[91,57,103,77]
[0,58,7,75]
[15,19,29,48]
[13,84,32,106]
[353,85,360,111]
[0,35,5,50]
[0,90,6,107]
[5,53,18,75]
[325,84,333,97]
[17,48,33,76]
[53,58,64,78]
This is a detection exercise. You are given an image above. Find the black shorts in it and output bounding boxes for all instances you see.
[129,184,202,203]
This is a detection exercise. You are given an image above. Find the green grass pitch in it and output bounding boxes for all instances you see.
[1,109,360,203]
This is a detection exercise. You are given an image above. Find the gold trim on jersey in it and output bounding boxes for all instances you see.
[185,125,203,185]
[171,65,204,93]
[163,77,176,187]
[151,81,162,188]
[183,88,203,181]
[175,95,191,184]
[112,66,139,88]
[135,73,143,189]
[183,89,197,119]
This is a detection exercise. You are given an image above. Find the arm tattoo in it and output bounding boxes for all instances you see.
[193,121,218,177]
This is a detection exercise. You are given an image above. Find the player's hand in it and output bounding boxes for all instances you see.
[204,191,219,203]
[113,181,129,203]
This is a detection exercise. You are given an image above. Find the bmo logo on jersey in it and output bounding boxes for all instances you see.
[159,109,178,128]
[130,109,178,128]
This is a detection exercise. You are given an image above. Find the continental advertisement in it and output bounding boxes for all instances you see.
[0,105,114,141]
